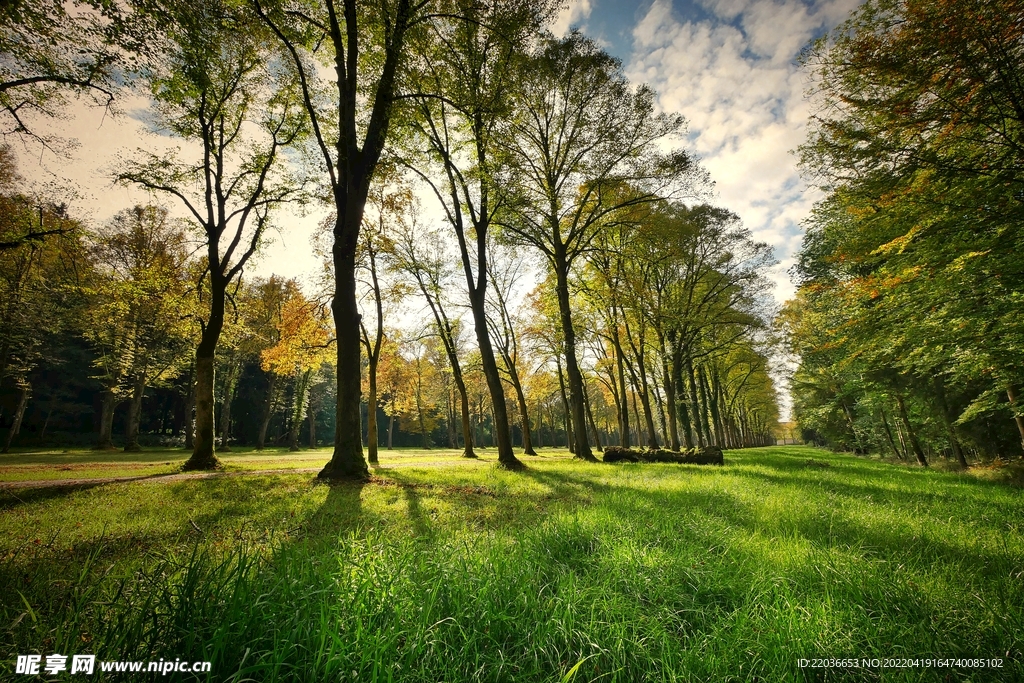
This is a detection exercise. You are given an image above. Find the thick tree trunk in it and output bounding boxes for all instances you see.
[256,372,277,450]
[554,258,594,461]
[895,394,928,467]
[184,272,226,471]
[124,374,146,452]
[2,383,29,453]
[95,387,117,450]
[321,247,369,479]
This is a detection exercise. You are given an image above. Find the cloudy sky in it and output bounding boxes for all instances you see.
[554,0,862,302]
[18,0,861,304]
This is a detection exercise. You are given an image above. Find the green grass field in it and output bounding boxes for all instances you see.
[2,446,1021,681]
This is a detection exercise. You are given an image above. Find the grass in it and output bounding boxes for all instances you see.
[1,446,1021,681]
[0,446,554,483]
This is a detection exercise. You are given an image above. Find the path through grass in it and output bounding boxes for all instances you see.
[1,446,1021,681]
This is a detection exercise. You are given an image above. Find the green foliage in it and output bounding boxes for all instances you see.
[790,0,1024,461]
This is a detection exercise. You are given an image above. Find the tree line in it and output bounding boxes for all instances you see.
[0,0,781,473]
[784,0,1024,465]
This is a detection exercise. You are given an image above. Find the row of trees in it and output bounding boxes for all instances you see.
[0,0,781,473]
[784,0,1024,465]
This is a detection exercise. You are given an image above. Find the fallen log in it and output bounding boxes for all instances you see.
[602,446,723,465]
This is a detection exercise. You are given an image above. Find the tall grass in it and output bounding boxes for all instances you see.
[2,447,1021,681]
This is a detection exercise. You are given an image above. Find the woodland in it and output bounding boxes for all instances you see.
[0,0,781,470]
[784,0,1024,467]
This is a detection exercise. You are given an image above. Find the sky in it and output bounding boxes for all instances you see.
[552,0,863,303]
[15,0,861,305]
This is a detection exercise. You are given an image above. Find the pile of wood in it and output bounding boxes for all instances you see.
[601,446,724,465]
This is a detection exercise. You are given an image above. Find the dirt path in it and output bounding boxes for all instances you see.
[0,457,524,490]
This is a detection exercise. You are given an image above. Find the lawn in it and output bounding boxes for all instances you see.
[1,446,1021,681]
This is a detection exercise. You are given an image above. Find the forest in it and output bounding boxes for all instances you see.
[784,0,1024,466]
[0,0,781,471]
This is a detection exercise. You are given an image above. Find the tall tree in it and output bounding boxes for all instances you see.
[87,205,193,452]
[399,0,558,470]
[119,1,305,469]
[499,33,699,460]
[254,0,432,479]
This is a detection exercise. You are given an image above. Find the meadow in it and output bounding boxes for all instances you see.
[1,446,1021,681]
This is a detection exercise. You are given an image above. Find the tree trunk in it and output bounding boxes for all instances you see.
[611,318,630,447]
[468,287,521,469]
[685,355,705,447]
[556,355,574,453]
[367,359,380,464]
[308,391,317,448]
[936,383,968,468]
[257,372,277,450]
[95,387,117,450]
[454,371,475,458]
[124,373,146,452]
[321,246,369,479]
[584,381,602,451]
[895,394,928,467]
[218,362,238,452]
[289,369,311,452]
[553,257,594,460]
[879,408,903,459]
[388,413,395,450]
[2,383,29,453]
[508,365,537,455]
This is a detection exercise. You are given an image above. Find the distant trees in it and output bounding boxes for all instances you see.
[788,0,1024,463]
[86,206,193,451]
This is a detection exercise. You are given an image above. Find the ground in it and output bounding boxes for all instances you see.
[1,446,1021,681]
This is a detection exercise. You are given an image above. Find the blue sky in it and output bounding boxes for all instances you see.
[552,0,862,302]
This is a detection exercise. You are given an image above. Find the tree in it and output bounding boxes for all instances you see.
[118,0,306,469]
[254,0,432,479]
[0,0,136,151]
[399,0,559,470]
[0,149,88,452]
[261,293,333,451]
[86,205,193,451]
[392,217,476,457]
[499,33,699,461]
[791,0,1024,462]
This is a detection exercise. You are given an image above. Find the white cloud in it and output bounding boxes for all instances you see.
[627,0,859,306]
[550,0,594,36]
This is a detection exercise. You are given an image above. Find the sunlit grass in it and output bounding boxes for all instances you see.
[1,446,1021,681]
[0,446,572,483]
